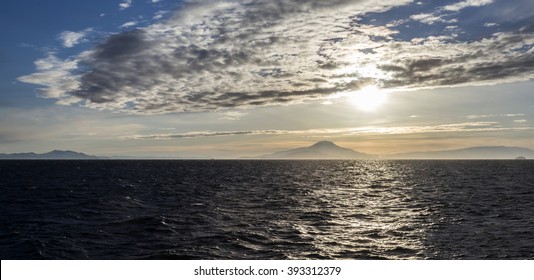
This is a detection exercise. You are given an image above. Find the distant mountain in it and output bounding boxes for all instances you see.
[0,150,98,159]
[258,141,371,159]
[388,146,534,159]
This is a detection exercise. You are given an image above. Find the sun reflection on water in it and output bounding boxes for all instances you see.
[289,161,426,259]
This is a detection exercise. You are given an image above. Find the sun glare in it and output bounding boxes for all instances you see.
[349,85,387,112]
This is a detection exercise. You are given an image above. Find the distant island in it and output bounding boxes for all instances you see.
[388,146,534,159]
[256,142,534,160]
[0,150,98,159]
[1,143,533,159]
[257,141,372,159]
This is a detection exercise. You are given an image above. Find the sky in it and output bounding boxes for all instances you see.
[1,0,533,158]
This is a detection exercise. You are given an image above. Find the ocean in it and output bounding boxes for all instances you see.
[1,160,533,259]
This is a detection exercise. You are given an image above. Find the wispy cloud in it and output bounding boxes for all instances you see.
[466,113,526,119]
[120,21,138,29]
[125,130,288,140]
[19,0,534,114]
[125,122,533,140]
[18,54,80,99]
[119,0,132,10]
[442,0,494,12]
[221,111,248,121]
[407,1,495,28]
[153,10,167,20]
[410,13,457,25]
[58,28,92,48]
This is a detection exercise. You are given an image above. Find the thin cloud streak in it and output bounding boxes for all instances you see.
[466,113,526,119]
[442,0,494,12]
[124,122,534,140]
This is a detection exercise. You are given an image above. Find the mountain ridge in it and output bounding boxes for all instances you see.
[257,141,371,159]
[1,143,533,159]
[257,142,534,159]
[386,146,534,159]
[0,150,98,159]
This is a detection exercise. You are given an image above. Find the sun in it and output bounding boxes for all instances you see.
[348,85,387,112]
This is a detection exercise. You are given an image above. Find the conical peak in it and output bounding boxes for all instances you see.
[310,141,338,148]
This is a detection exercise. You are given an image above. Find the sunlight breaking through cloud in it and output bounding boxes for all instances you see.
[18,0,534,114]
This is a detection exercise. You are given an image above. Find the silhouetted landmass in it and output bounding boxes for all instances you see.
[258,141,372,159]
[257,142,534,160]
[0,150,98,159]
[388,146,534,159]
[2,144,533,160]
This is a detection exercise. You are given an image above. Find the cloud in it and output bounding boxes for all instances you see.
[18,54,80,99]
[442,0,494,12]
[119,0,132,10]
[484,22,498,27]
[408,1,495,27]
[467,113,526,119]
[58,29,92,48]
[125,121,534,140]
[120,21,138,29]
[221,111,248,120]
[377,32,534,89]
[125,130,288,140]
[152,10,168,20]
[19,0,534,114]
[410,13,457,25]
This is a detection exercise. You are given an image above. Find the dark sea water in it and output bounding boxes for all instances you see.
[1,160,533,260]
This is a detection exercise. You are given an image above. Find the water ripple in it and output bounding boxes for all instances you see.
[1,160,533,259]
